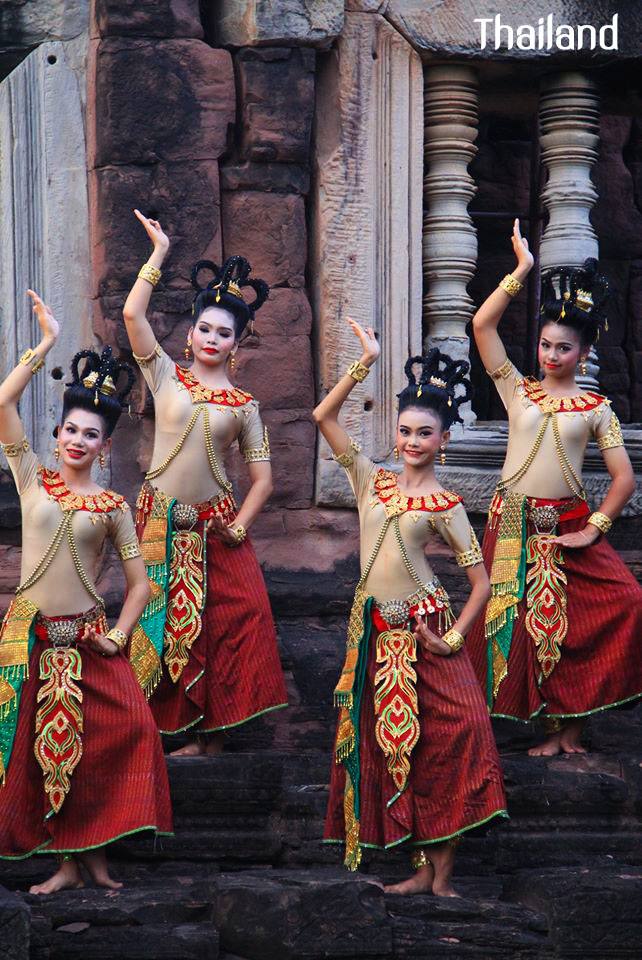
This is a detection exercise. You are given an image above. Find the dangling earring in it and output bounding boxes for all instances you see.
[99,450,106,468]
[579,357,587,377]
[53,445,60,462]
[229,353,237,373]
[393,446,399,461]
[439,446,447,466]
[184,339,193,361]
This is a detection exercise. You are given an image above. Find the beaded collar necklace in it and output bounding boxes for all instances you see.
[522,378,605,414]
[374,469,462,518]
[39,468,127,513]
[175,365,253,407]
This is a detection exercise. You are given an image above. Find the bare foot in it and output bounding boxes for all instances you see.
[559,719,587,754]
[384,864,433,895]
[29,859,84,895]
[78,850,123,890]
[169,740,205,757]
[205,732,225,756]
[432,880,461,898]
[528,733,561,757]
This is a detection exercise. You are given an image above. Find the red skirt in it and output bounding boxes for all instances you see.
[324,608,507,851]
[147,527,288,736]
[0,610,172,858]
[468,497,642,721]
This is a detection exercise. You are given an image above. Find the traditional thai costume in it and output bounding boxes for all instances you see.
[467,359,642,722]
[324,440,507,869]
[0,439,171,858]
[130,343,287,735]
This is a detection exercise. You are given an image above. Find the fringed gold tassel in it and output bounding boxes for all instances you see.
[343,780,362,871]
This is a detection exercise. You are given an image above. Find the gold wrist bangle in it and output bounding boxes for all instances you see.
[346,360,370,383]
[442,628,465,654]
[138,263,162,287]
[229,523,247,545]
[499,274,523,297]
[19,348,45,373]
[31,357,45,374]
[105,627,128,651]
[587,511,612,535]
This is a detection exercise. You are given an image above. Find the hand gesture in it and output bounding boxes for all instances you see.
[413,615,451,657]
[27,290,59,345]
[206,514,240,546]
[347,317,380,366]
[554,525,599,550]
[82,624,118,657]
[134,209,170,253]
[511,218,534,273]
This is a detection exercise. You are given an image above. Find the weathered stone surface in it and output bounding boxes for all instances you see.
[235,336,314,410]
[221,192,306,286]
[93,0,203,39]
[236,47,315,163]
[0,884,29,960]
[213,0,343,49]
[220,162,310,196]
[215,869,391,959]
[593,114,642,260]
[90,161,222,296]
[90,39,234,166]
[0,0,88,59]
[251,287,313,339]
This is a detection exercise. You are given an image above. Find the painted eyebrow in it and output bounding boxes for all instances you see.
[65,420,99,432]
[198,320,234,334]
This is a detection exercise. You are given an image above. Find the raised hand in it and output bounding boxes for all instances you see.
[206,514,240,545]
[26,290,59,344]
[413,615,452,657]
[511,218,534,273]
[133,209,170,253]
[347,317,380,366]
[82,624,118,657]
[554,526,599,550]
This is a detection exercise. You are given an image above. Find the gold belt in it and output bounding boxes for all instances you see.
[37,603,105,647]
[375,578,446,627]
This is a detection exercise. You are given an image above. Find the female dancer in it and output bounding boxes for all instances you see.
[0,291,171,893]
[315,320,506,897]
[123,211,287,755]
[469,219,642,756]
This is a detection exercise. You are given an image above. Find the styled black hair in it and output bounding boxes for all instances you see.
[540,258,610,348]
[191,256,269,339]
[61,347,135,437]
[396,348,472,431]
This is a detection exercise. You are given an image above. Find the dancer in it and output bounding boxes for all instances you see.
[0,291,171,894]
[315,320,506,897]
[123,211,287,755]
[468,219,642,755]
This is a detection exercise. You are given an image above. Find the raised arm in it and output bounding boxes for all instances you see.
[0,290,59,445]
[122,210,170,358]
[312,318,380,457]
[472,218,534,374]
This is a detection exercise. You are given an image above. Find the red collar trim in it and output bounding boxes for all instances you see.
[39,468,127,513]
[175,365,253,406]
[522,378,606,413]
[373,469,463,515]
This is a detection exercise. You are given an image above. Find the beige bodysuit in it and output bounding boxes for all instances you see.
[1,439,139,616]
[490,359,624,500]
[337,440,483,605]
[136,344,270,505]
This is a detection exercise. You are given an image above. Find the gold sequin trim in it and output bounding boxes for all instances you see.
[243,426,271,463]
[119,540,142,561]
[490,358,515,381]
[334,437,361,469]
[596,412,624,450]
[1,437,30,458]
[456,530,484,567]
[133,342,162,367]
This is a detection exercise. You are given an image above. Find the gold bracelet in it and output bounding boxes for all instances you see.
[105,627,128,651]
[229,523,247,545]
[19,348,45,373]
[442,628,465,654]
[346,360,370,383]
[499,274,523,297]
[138,263,162,287]
[587,511,612,535]
[31,357,45,374]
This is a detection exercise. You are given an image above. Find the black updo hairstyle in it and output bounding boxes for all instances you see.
[540,258,610,348]
[396,348,472,431]
[60,346,135,437]
[191,256,269,339]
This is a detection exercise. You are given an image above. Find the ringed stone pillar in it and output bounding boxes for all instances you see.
[312,13,423,505]
[539,72,600,390]
[422,65,479,429]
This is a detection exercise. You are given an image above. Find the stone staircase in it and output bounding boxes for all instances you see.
[1,611,642,959]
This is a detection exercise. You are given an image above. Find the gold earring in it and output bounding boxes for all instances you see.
[184,340,193,361]
[99,450,106,468]
[230,353,237,373]
[54,445,60,462]
[580,358,587,376]
[440,446,447,466]
[393,446,399,461]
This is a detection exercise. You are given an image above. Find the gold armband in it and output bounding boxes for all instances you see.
[229,523,247,545]
[19,348,45,373]
[243,427,271,463]
[596,413,624,451]
[499,274,523,297]
[1,437,30,458]
[346,360,370,383]
[334,437,361,469]
[138,263,162,287]
[442,628,465,654]
[119,540,141,561]
[456,531,483,568]
[105,627,128,651]
[587,511,612,535]
[133,342,162,367]
[490,358,514,381]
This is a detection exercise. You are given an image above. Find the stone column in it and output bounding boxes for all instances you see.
[312,13,423,505]
[422,65,479,428]
[0,41,91,459]
[539,72,600,389]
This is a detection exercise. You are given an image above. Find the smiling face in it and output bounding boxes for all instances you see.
[57,408,109,470]
[190,306,237,368]
[538,322,586,379]
[396,406,449,468]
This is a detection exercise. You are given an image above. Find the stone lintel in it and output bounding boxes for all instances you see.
[212,0,344,49]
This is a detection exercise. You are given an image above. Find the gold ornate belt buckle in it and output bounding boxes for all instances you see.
[172,502,199,530]
[377,599,410,626]
[47,619,79,647]
[529,504,560,535]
